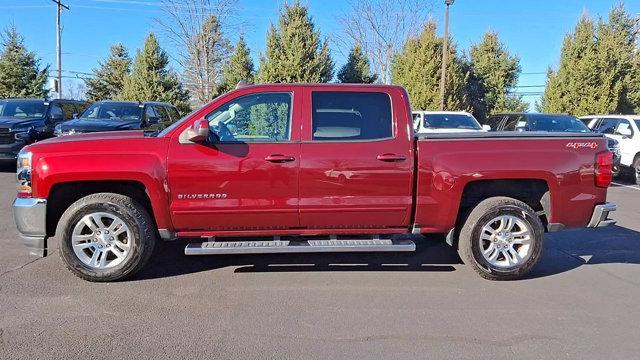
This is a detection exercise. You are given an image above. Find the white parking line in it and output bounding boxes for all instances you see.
[612,182,640,191]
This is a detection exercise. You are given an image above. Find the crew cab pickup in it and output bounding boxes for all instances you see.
[12,84,616,282]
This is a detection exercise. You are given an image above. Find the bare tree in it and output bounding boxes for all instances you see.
[155,0,238,104]
[337,0,433,84]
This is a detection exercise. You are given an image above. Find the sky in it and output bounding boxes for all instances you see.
[0,0,638,110]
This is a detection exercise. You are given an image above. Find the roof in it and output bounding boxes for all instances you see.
[93,100,175,107]
[0,98,87,103]
[490,112,573,117]
[237,83,405,90]
[412,110,472,115]
[579,114,640,119]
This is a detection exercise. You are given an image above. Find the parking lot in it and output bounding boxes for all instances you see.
[0,168,639,359]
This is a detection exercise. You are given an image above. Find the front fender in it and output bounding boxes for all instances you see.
[31,151,172,230]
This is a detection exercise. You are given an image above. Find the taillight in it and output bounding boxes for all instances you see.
[595,151,613,188]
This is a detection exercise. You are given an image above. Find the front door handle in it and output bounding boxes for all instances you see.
[265,154,296,163]
[377,153,407,162]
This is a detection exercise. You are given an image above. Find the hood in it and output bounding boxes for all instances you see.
[58,118,141,132]
[0,116,44,129]
[40,130,147,144]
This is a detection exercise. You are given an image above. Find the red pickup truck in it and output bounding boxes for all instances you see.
[13,84,616,282]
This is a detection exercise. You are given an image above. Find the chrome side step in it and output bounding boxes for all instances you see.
[184,238,416,255]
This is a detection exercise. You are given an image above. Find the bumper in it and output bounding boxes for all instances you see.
[13,197,48,257]
[587,202,617,228]
[0,139,27,161]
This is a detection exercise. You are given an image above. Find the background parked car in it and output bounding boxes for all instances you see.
[580,115,640,184]
[484,112,622,176]
[54,101,181,136]
[412,111,489,134]
[0,98,89,161]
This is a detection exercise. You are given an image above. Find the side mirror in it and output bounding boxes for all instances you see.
[48,113,63,124]
[72,113,78,119]
[482,124,491,131]
[186,119,210,143]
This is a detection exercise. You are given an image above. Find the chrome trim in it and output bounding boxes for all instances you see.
[13,197,48,257]
[185,238,416,255]
[587,202,617,228]
[445,228,455,246]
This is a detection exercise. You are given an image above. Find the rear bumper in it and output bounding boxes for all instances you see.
[13,197,48,257]
[587,202,617,228]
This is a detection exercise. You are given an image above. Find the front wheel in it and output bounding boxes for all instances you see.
[457,197,544,280]
[633,157,640,185]
[57,193,156,282]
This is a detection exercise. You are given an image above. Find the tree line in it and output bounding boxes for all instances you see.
[0,1,637,121]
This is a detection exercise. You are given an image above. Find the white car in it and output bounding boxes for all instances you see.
[412,111,489,134]
[580,115,640,184]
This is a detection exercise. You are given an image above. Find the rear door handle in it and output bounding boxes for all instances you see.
[377,153,407,162]
[265,154,296,163]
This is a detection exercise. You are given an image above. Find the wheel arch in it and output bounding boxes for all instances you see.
[46,180,161,238]
[452,179,551,247]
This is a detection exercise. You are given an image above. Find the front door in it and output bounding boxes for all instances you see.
[167,90,301,232]
[298,88,413,230]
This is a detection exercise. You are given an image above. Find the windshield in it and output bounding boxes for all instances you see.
[0,100,46,118]
[528,115,591,132]
[424,113,481,130]
[80,103,142,121]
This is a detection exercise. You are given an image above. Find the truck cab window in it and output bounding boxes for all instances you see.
[312,92,392,141]
[205,92,292,142]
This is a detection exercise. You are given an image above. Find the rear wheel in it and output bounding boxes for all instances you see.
[58,193,156,282]
[457,197,544,280]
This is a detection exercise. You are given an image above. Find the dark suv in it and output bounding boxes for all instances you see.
[0,98,89,161]
[484,112,621,174]
[54,101,181,136]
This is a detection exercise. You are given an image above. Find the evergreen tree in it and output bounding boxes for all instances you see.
[84,43,131,102]
[391,22,469,111]
[0,25,48,98]
[338,44,378,83]
[541,6,639,115]
[218,36,255,94]
[468,31,527,120]
[257,1,333,83]
[120,33,190,113]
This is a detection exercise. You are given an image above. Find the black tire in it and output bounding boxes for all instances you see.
[57,193,156,282]
[457,196,544,281]
[633,157,640,186]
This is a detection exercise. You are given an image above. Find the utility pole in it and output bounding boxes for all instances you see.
[439,0,454,110]
[51,0,69,99]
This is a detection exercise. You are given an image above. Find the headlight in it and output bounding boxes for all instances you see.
[17,150,32,196]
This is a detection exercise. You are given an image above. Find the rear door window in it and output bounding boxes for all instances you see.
[166,106,180,121]
[311,92,392,141]
[502,115,526,131]
[596,118,620,134]
[153,105,172,124]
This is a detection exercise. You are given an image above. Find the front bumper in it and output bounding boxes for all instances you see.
[13,197,48,257]
[587,202,617,228]
[0,139,27,161]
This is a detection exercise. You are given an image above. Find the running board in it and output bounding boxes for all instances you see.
[184,238,416,255]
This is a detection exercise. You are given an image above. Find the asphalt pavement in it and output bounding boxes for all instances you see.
[1,169,639,360]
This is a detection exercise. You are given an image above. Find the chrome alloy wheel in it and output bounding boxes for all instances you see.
[479,215,532,268]
[71,212,132,269]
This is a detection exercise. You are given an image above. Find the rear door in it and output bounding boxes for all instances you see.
[298,87,413,229]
